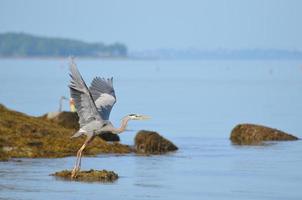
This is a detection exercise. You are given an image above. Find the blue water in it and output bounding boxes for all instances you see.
[0,59,302,199]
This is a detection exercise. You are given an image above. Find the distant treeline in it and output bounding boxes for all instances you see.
[0,33,127,58]
[131,49,302,60]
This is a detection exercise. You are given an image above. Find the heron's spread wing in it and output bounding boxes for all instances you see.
[69,61,103,127]
[89,77,116,120]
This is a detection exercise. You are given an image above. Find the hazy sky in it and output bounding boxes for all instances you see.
[0,0,302,51]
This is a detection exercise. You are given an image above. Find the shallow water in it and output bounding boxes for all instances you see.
[0,59,302,199]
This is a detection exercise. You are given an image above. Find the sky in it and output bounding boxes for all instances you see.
[0,0,302,51]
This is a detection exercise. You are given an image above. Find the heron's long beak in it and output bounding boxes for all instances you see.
[135,115,151,120]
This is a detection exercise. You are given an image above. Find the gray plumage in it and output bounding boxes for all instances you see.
[69,61,104,137]
[89,77,116,120]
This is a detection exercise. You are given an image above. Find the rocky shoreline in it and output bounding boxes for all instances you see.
[0,104,178,161]
[2,103,299,163]
[0,104,132,161]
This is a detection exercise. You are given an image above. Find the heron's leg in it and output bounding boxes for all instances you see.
[71,140,88,178]
[71,136,94,178]
[72,146,83,175]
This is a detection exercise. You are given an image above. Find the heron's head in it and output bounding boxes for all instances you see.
[128,114,150,120]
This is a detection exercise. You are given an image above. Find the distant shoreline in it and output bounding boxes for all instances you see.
[0,56,302,61]
[1,33,302,61]
[0,32,128,58]
[0,56,160,61]
[0,56,129,60]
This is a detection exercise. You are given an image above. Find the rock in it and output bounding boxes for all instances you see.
[51,169,118,182]
[43,111,120,142]
[230,124,299,145]
[0,148,10,161]
[45,111,80,129]
[0,104,132,160]
[134,130,178,154]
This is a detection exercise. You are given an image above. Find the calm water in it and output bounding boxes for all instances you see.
[0,59,302,200]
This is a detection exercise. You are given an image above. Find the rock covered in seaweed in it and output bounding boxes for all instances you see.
[0,104,131,160]
[230,123,299,145]
[134,130,178,154]
[51,169,118,182]
[0,148,10,161]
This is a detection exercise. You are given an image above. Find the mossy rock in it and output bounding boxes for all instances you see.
[135,130,178,154]
[0,149,10,161]
[51,169,118,182]
[0,104,131,160]
[230,123,299,145]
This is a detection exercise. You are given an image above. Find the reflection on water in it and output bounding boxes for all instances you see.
[0,59,302,199]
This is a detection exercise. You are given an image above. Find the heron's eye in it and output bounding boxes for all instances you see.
[129,114,136,117]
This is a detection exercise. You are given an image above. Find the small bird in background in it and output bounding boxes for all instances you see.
[68,59,150,178]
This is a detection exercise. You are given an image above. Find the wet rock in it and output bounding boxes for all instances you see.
[0,149,10,161]
[51,169,118,182]
[0,156,9,162]
[230,124,299,145]
[0,104,132,160]
[134,130,178,154]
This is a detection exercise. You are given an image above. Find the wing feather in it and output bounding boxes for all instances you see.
[69,61,103,127]
[89,77,116,120]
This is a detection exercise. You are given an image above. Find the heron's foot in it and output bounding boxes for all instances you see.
[71,166,80,178]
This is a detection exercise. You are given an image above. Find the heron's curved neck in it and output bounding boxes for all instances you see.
[114,116,130,134]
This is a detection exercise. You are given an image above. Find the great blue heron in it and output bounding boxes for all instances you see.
[69,60,149,178]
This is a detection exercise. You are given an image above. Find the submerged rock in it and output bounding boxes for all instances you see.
[230,123,299,145]
[0,104,131,161]
[51,169,118,182]
[134,130,178,154]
